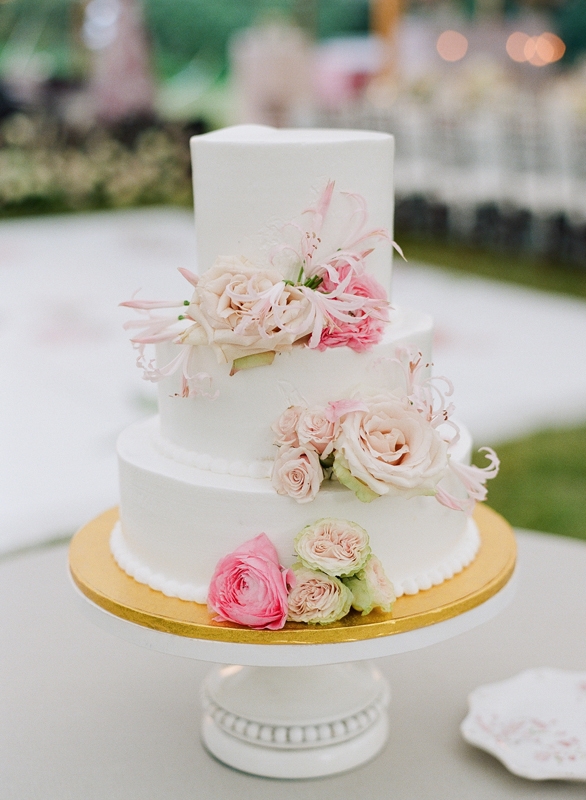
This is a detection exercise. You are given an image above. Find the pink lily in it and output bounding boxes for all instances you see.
[436,448,500,514]
[325,398,369,423]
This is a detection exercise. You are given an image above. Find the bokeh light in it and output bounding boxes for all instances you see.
[506,31,565,66]
[506,32,530,63]
[436,30,468,62]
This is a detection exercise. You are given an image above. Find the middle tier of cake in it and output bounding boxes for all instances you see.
[114,415,479,604]
[156,307,434,467]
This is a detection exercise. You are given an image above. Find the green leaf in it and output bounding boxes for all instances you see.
[333,454,379,503]
[230,351,275,375]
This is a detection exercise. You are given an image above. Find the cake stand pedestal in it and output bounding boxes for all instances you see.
[69,504,516,779]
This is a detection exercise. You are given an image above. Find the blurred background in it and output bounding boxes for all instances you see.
[1,0,586,552]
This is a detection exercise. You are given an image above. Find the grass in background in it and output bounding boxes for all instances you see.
[473,426,586,541]
[401,239,586,541]
[400,236,586,301]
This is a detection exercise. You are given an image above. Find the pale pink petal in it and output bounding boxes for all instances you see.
[325,399,369,422]
[177,267,199,287]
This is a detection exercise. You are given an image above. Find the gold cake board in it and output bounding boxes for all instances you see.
[69,503,515,646]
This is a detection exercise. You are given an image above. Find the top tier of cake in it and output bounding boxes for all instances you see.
[191,125,394,295]
[153,125,424,466]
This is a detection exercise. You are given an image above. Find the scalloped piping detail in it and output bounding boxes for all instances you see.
[392,517,481,598]
[110,517,481,605]
[110,522,208,603]
[151,427,272,479]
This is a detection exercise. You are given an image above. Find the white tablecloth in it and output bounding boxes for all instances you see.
[1,529,585,798]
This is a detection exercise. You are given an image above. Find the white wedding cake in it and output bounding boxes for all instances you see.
[114,125,498,629]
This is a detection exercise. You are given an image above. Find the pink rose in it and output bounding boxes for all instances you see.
[271,406,304,447]
[271,445,322,503]
[297,407,337,456]
[287,564,353,624]
[207,534,293,630]
[318,266,389,353]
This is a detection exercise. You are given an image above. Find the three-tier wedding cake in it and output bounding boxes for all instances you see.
[113,125,498,630]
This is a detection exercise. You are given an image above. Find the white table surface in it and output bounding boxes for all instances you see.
[1,529,585,798]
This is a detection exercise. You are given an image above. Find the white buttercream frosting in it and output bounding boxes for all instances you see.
[191,126,394,294]
[110,513,480,603]
[152,426,272,479]
[110,521,208,603]
[156,307,434,464]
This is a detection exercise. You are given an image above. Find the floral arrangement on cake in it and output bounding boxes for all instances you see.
[207,518,395,630]
[271,348,499,514]
[121,181,399,396]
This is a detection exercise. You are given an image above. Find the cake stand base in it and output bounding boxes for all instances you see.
[69,504,516,779]
[201,663,389,778]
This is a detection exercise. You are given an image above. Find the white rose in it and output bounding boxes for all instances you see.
[294,518,370,577]
[287,564,353,624]
[335,394,449,498]
[271,446,322,503]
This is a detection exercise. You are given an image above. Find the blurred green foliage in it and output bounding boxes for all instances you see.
[0,0,369,80]
[474,426,586,541]
[146,0,368,77]
[0,113,194,215]
[554,0,586,65]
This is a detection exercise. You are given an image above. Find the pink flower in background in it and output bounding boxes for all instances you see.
[207,534,293,630]
[271,445,323,503]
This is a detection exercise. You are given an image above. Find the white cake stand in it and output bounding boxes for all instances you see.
[69,505,516,779]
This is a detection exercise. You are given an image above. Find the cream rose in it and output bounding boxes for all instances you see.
[335,394,449,498]
[287,564,353,624]
[271,406,304,448]
[271,446,322,503]
[297,407,337,456]
[180,257,313,363]
[294,518,370,577]
[343,555,396,615]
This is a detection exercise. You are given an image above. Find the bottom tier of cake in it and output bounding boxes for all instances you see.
[112,417,481,604]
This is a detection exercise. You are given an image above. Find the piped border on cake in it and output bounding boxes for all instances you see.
[152,426,272,479]
[109,517,480,605]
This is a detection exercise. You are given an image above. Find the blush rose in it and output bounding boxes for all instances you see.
[296,407,337,456]
[287,564,353,624]
[271,405,304,448]
[335,394,449,498]
[271,445,323,503]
